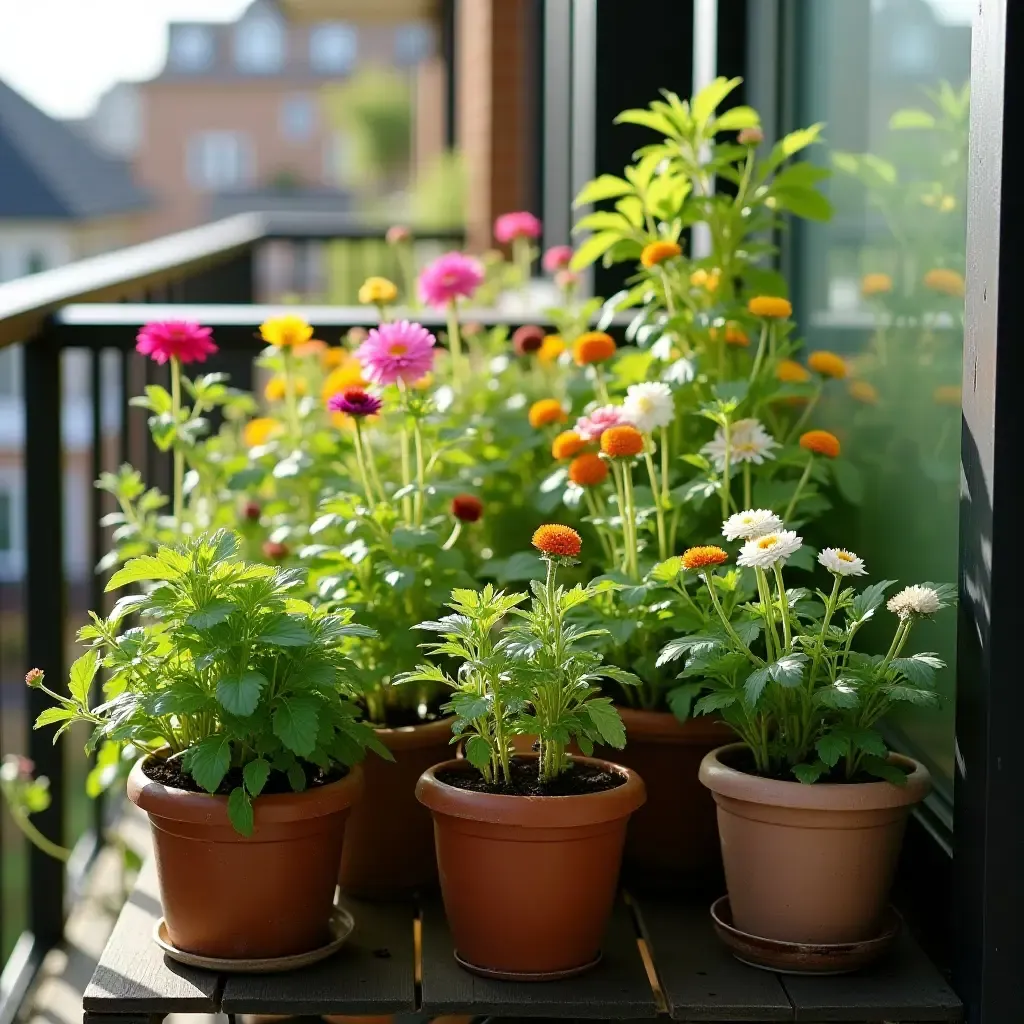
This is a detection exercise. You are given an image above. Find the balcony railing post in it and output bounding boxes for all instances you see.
[23,323,66,946]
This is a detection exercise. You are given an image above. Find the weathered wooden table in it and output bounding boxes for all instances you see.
[82,861,962,1024]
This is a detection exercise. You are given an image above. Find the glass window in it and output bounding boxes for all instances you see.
[169,25,214,73]
[280,95,316,142]
[309,22,358,75]
[187,131,255,191]
[235,14,285,74]
[789,0,971,801]
[394,22,433,66]
[323,131,355,186]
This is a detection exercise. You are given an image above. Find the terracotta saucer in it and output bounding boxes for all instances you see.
[710,897,901,975]
[454,950,602,981]
[153,905,355,973]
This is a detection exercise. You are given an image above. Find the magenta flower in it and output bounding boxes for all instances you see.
[575,405,627,442]
[356,320,437,386]
[418,252,484,308]
[543,245,574,273]
[495,211,542,244]
[327,387,383,418]
[135,321,218,365]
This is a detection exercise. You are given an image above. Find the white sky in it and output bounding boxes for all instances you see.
[0,0,253,119]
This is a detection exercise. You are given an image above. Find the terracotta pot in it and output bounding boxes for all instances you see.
[596,707,732,888]
[699,744,931,945]
[416,755,646,977]
[128,757,363,959]
[339,717,454,898]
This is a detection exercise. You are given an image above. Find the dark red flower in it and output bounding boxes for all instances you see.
[327,388,383,418]
[263,541,289,561]
[451,494,484,522]
[512,324,546,356]
[242,500,261,522]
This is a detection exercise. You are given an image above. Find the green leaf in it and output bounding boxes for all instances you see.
[574,210,634,234]
[792,761,827,784]
[68,649,99,706]
[667,682,704,722]
[187,599,237,629]
[816,732,849,768]
[216,670,267,717]
[391,527,440,550]
[713,105,760,132]
[815,681,860,709]
[228,786,254,837]
[586,700,626,748]
[862,755,907,786]
[889,108,937,130]
[258,614,312,646]
[574,174,634,206]
[770,653,808,687]
[569,231,622,271]
[273,695,321,756]
[243,758,271,798]
[773,185,833,221]
[693,76,742,126]
[464,735,492,772]
[743,666,770,706]
[851,729,888,758]
[287,763,308,792]
[613,108,677,135]
[34,706,75,729]
[891,653,944,686]
[451,693,490,720]
[848,580,897,625]
[650,557,683,583]
[186,735,231,794]
[694,691,737,715]
[105,554,185,592]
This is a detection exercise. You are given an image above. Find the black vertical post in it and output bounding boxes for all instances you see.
[440,0,457,150]
[955,0,1024,1019]
[23,326,65,946]
[89,349,106,840]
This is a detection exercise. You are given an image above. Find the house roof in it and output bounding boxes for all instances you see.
[0,79,149,221]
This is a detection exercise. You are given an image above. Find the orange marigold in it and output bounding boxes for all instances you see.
[923,268,965,297]
[724,324,749,347]
[600,425,644,458]
[848,379,879,404]
[747,295,793,319]
[800,429,841,458]
[681,546,729,571]
[573,331,617,366]
[861,273,893,297]
[529,398,567,428]
[807,350,848,379]
[640,240,682,268]
[568,453,609,487]
[538,334,566,365]
[776,359,810,384]
[532,524,582,558]
[552,430,586,460]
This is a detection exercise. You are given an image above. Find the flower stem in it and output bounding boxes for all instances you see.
[282,348,301,439]
[644,448,669,561]
[783,455,815,522]
[593,365,610,404]
[749,321,770,382]
[400,241,419,310]
[620,461,640,580]
[583,488,615,565]
[362,429,386,501]
[447,300,464,386]
[772,562,792,655]
[413,416,426,527]
[660,425,671,506]
[743,463,752,509]
[786,382,822,443]
[659,267,677,317]
[720,418,733,521]
[514,237,532,296]
[9,808,70,862]
[442,520,462,551]
[702,571,763,666]
[398,386,413,523]
[352,420,375,508]
[170,356,184,524]
[611,459,629,574]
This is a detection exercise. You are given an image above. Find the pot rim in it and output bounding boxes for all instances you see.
[699,743,931,811]
[614,704,734,743]
[372,714,455,749]
[127,755,364,826]
[415,753,646,827]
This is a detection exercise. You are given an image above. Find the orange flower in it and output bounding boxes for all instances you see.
[681,546,729,571]
[747,295,793,319]
[600,425,644,458]
[807,350,848,379]
[640,240,682,268]
[264,376,307,401]
[923,268,965,297]
[568,453,609,487]
[322,360,366,402]
[861,273,893,297]
[724,324,749,347]
[776,359,810,384]
[552,430,586,460]
[528,398,567,428]
[933,384,962,406]
[538,334,566,365]
[322,346,350,368]
[259,315,314,349]
[573,331,617,366]
[532,524,582,558]
[243,417,282,447]
[690,268,721,292]
[800,430,841,458]
[848,380,879,404]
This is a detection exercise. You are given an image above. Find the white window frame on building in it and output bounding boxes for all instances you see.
[309,22,358,75]
[187,131,256,192]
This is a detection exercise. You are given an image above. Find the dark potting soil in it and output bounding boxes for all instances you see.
[143,756,349,796]
[436,757,627,797]
[718,745,910,786]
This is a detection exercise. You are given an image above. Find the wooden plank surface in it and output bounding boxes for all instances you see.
[782,932,963,1022]
[82,859,222,1014]
[633,896,793,1022]
[419,895,658,1018]
[220,898,417,1015]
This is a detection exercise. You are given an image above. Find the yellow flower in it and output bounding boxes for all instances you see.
[933,385,962,406]
[776,359,810,384]
[848,380,879,405]
[264,376,307,401]
[640,240,682,268]
[861,273,893,297]
[807,350,848,379]
[924,268,965,297]
[747,295,793,319]
[243,417,282,447]
[260,315,314,349]
[322,360,366,403]
[529,399,567,429]
[413,372,434,390]
[358,276,399,305]
[538,334,566,365]
[690,268,721,292]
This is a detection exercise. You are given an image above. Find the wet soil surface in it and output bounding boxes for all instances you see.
[143,757,349,795]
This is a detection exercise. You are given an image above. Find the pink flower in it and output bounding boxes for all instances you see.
[386,225,411,245]
[543,245,574,273]
[135,321,217,365]
[328,388,383,418]
[556,270,581,290]
[418,252,485,308]
[356,320,437,386]
[575,405,627,442]
[495,211,542,244]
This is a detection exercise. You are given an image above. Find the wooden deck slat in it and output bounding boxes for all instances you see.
[82,859,222,1014]
[418,895,658,1019]
[632,895,793,1022]
[220,898,417,1015]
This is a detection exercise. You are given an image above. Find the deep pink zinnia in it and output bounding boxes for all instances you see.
[543,245,574,273]
[327,387,383,418]
[494,211,542,244]
[356,320,437,386]
[135,321,217,365]
[575,405,627,442]
[418,252,484,308]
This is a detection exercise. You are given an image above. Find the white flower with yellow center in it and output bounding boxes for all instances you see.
[737,529,803,569]
[722,509,783,542]
[887,585,942,619]
[818,547,867,577]
[701,418,778,471]
[623,382,675,433]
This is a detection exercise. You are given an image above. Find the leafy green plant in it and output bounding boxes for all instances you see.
[30,531,385,834]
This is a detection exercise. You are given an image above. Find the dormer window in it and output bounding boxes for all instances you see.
[309,22,358,75]
[235,12,286,74]
[394,23,433,66]
[170,26,214,73]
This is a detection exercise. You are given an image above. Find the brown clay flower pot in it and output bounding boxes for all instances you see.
[339,717,454,898]
[699,743,931,945]
[128,757,363,959]
[415,755,646,978]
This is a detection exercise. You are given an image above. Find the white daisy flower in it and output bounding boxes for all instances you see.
[623,382,675,433]
[887,585,942,619]
[701,418,778,472]
[722,509,784,541]
[737,530,803,570]
[818,548,868,577]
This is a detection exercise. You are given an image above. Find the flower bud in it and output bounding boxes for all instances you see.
[263,541,289,561]
[25,668,44,688]
[242,500,261,522]
[738,126,764,146]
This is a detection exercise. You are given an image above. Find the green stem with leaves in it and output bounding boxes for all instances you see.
[720,418,733,520]
[702,571,763,667]
[749,321,770,382]
[352,420,376,508]
[783,455,815,521]
[644,448,668,561]
[170,356,185,524]
[447,300,465,386]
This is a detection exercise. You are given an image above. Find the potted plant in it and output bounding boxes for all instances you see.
[31,530,382,960]
[405,525,646,979]
[660,513,948,947]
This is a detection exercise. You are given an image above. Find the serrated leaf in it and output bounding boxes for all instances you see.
[273,695,320,755]
[464,735,492,772]
[187,599,237,629]
[770,653,808,687]
[574,174,634,206]
[667,682,704,722]
[243,758,271,798]
[186,735,231,794]
[34,706,75,729]
[862,755,907,786]
[586,700,626,748]
[792,761,827,784]
[228,786,254,836]
[216,670,266,717]
[744,666,770,706]
[451,693,490,720]
[650,557,683,583]
[69,649,99,706]
[890,653,944,686]
[106,554,184,591]
[889,108,936,130]
[694,691,737,715]
[816,732,849,768]
[570,231,622,271]
[258,614,312,646]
